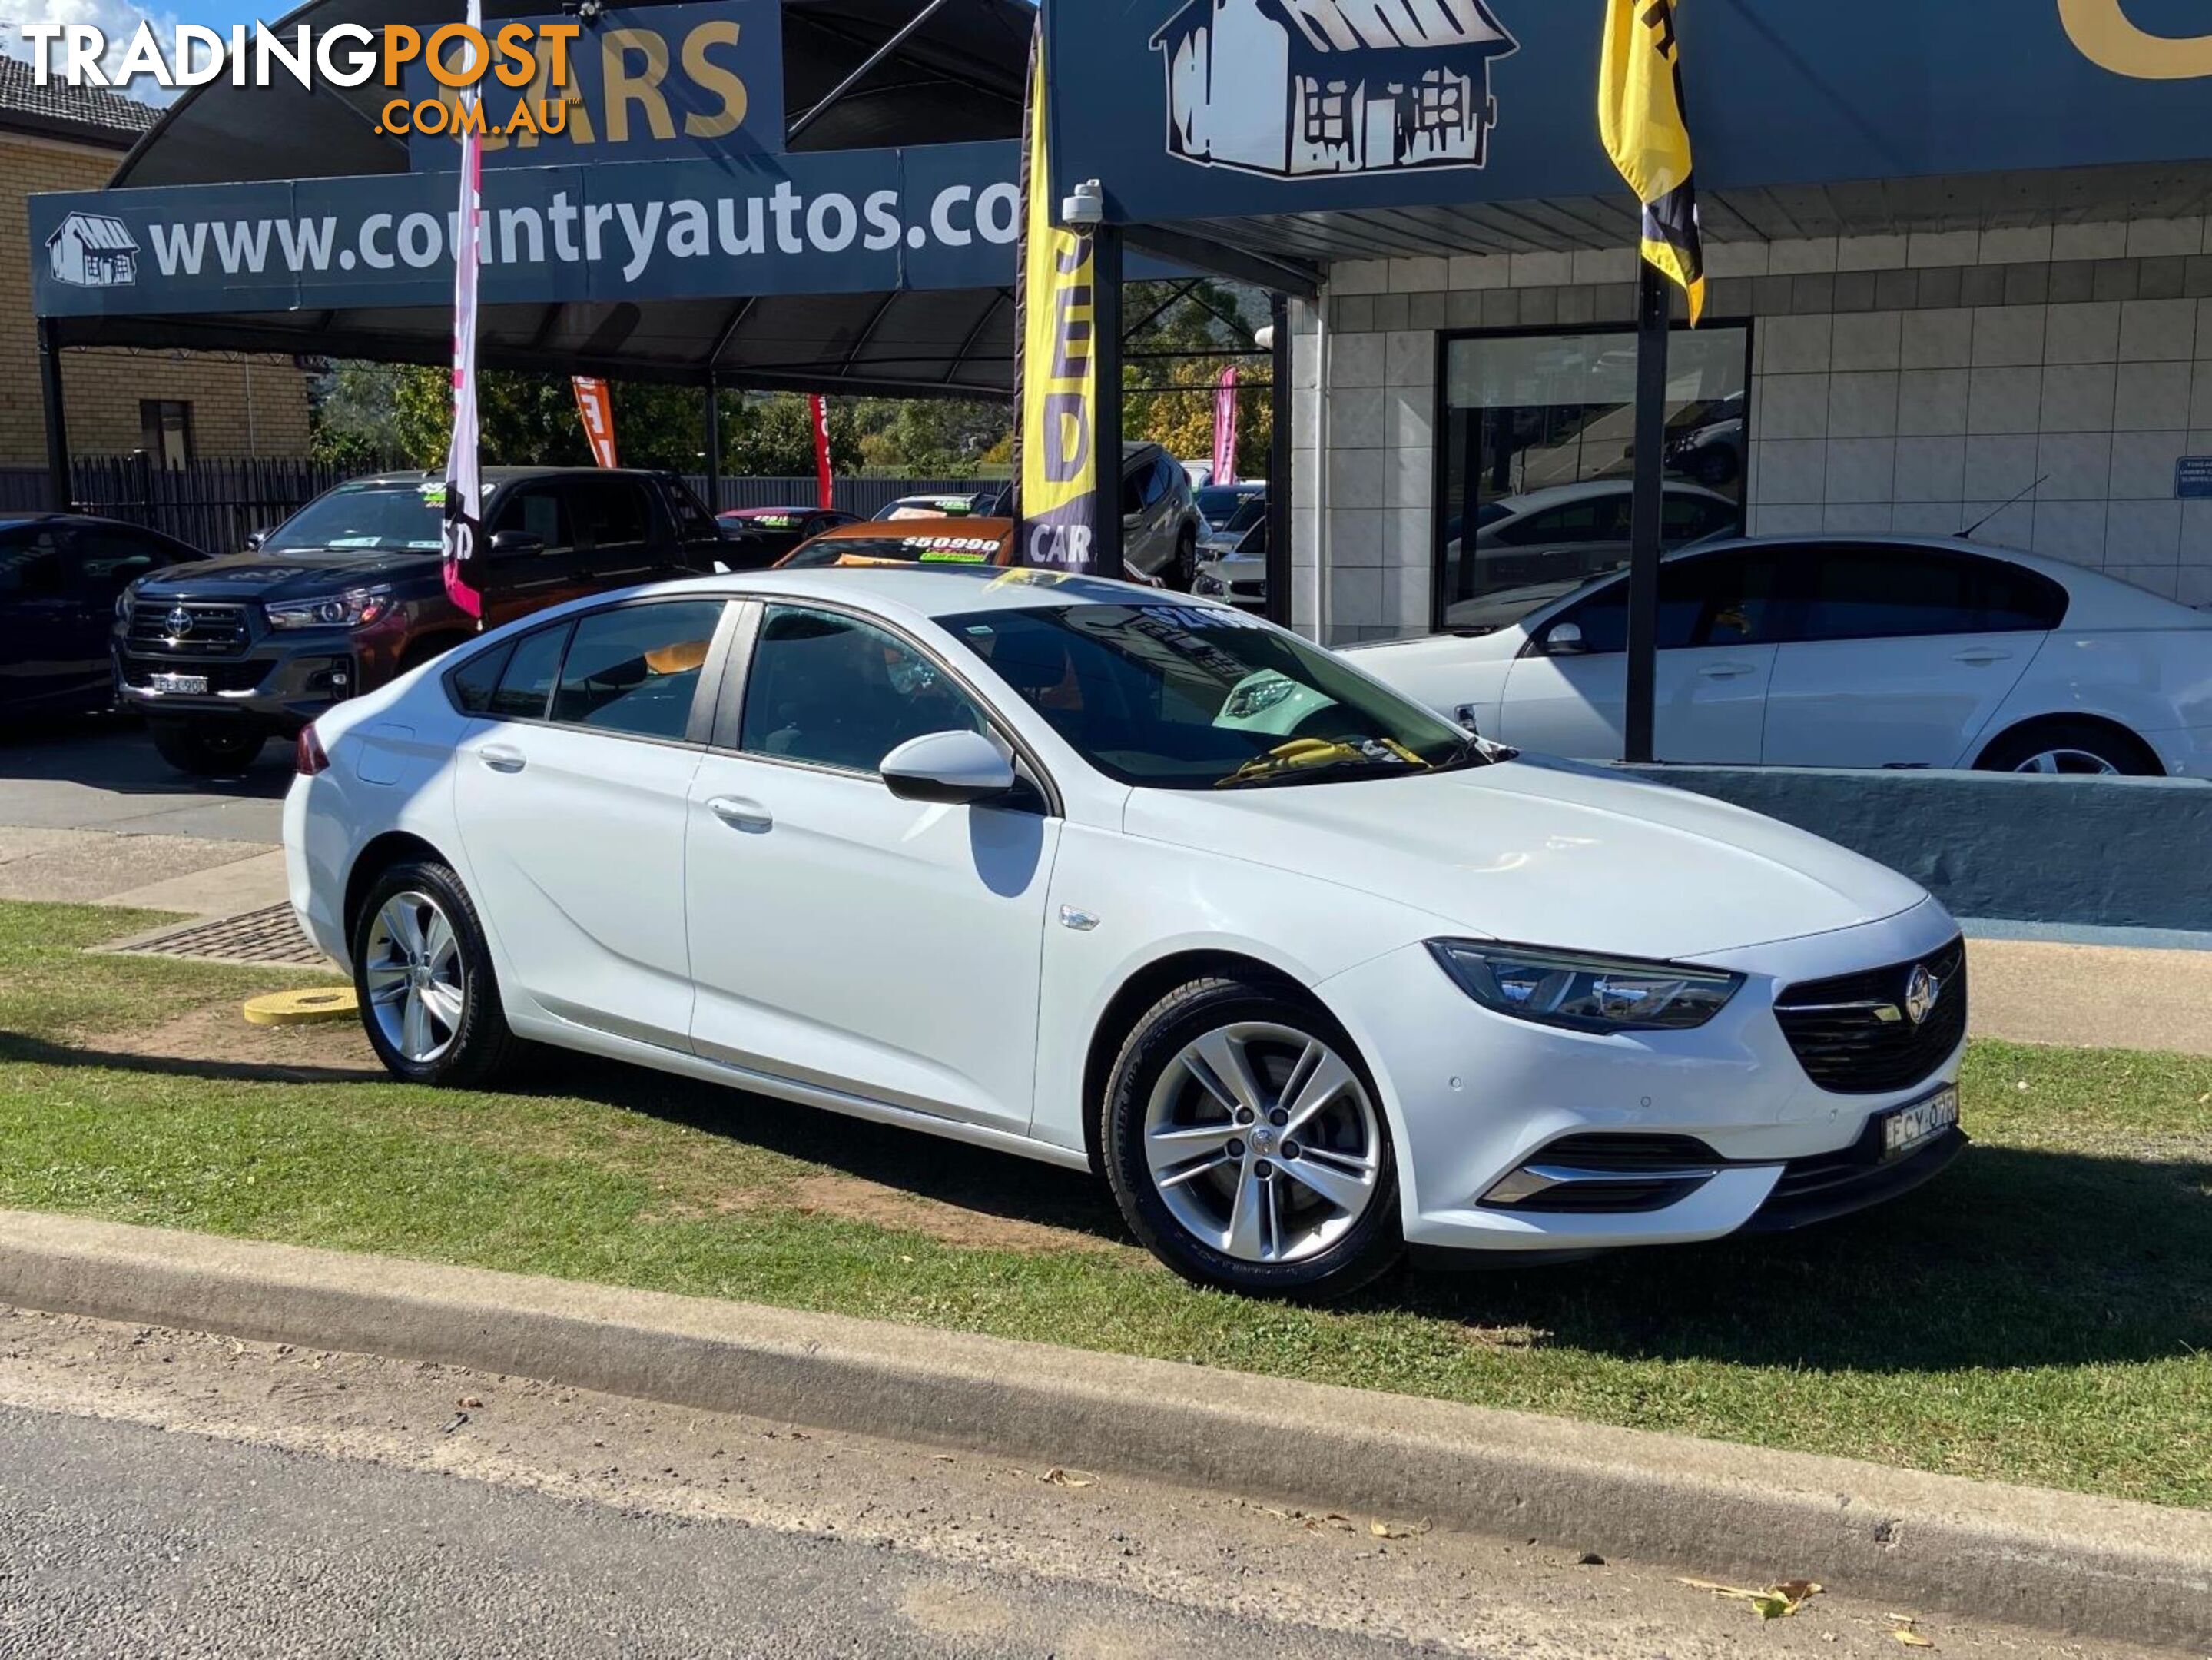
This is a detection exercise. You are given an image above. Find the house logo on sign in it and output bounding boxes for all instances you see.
[1151,0,1518,180]
[45,212,139,288]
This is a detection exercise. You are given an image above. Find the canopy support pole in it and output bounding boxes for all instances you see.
[1623,263,1668,765]
[1093,223,1124,582]
[786,0,954,145]
[38,319,71,511]
[1266,293,1292,628]
[703,376,722,513]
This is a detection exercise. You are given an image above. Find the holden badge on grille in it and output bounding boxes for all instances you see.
[1904,964,1941,1027]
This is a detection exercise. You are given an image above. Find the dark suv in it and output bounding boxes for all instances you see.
[116,467,724,775]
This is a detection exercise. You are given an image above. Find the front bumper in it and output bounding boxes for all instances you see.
[1320,897,1968,1257]
[114,641,359,733]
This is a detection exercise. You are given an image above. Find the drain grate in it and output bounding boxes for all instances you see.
[121,902,333,968]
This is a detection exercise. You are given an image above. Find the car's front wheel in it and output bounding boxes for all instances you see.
[1975,719,2161,777]
[1103,975,1402,1300]
[350,858,522,1087]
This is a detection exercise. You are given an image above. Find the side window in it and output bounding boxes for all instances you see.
[572,479,652,549]
[662,480,716,540]
[489,486,573,556]
[739,605,987,775]
[1972,557,2069,631]
[447,642,514,714]
[0,528,70,597]
[486,624,570,719]
[552,600,725,740]
[1799,549,1985,641]
[73,527,173,596]
[1495,499,1621,547]
[1661,493,1739,543]
[1544,553,1780,655]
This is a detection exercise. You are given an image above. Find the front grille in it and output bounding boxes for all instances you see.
[1773,937,1968,1094]
[126,600,252,659]
[119,655,268,694]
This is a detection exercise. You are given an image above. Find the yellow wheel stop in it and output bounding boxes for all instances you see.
[243,987,359,1026]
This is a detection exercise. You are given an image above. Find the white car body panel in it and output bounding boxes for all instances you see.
[1352,536,2212,775]
[289,568,1969,1263]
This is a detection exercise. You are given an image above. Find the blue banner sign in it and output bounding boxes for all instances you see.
[2178,458,2212,500]
[403,2,783,171]
[1044,0,2212,224]
[30,142,1022,316]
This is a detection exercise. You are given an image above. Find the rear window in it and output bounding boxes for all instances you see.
[781,532,1007,569]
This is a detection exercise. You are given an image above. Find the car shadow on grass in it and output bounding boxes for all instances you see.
[6,1028,2207,1372]
[1371,1144,2212,1373]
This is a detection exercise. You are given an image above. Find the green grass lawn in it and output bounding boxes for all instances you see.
[2,900,2207,1506]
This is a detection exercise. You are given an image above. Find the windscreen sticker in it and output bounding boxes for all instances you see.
[906,536,1000,557]
[753,514,798,528]
[418,483,447,507]
[1133,603,1266,631]
[328,536,382,548]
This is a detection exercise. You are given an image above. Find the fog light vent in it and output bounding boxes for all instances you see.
[1481,1134,1724,1213]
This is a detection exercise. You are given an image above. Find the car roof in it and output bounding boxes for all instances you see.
[720,505,829,517]
[617,563,1216,624]
[810,516,1014,542]
[1494,479,1733,513]
[1683,533,2210,627]
[333,467,672,490]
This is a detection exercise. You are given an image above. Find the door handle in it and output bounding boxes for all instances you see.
[478,745,526,774]
[1952,648,2011,666]
[1698,662,1756,679]
[708,795,774,834]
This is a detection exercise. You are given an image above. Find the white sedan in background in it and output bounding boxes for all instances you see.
[1355,535,2212,777]
[287,567,1966,1300]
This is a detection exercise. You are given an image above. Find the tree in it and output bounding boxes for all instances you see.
[1120,279,1273,476]
[853,397,1012,475]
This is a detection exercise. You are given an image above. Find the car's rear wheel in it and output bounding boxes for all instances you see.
[351,858,522,1087]
[1103,975,1402,1300]
[1975,719,2161,777]
[1173,526,1200,591]
[148,719,264,778]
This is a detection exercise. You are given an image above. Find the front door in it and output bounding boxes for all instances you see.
[482,480,591,626]
[685,602,1059,1132]
[1494,549,1784,762]
[452,597,730,1047]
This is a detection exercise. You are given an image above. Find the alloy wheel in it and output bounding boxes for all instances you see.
[2014,748,2118,775]
[1142,1021,1382,1264]
[363,890,466,1064]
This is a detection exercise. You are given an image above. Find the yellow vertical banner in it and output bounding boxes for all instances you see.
[1599,0,1706,324]
[1013,18,1100,570]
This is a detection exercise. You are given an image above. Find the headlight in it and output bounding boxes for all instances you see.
[1427,940,1742,1033]
[264,586,393,631]
[1194,573,1226,596]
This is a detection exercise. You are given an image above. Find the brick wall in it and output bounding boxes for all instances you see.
[0,129,315,468]
[1298,218,2212,642]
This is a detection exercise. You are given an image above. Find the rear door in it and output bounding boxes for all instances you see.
[1761,545,2054,768]
[0,524,82,712]
[1494,548,1786,762]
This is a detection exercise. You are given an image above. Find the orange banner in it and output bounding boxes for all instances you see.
[571,376,618,467]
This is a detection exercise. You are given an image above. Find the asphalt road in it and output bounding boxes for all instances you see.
[0,721,287,843]
[0,1310,2165,1660]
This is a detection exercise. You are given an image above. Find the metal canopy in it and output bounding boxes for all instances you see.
[1134,161,2212,267]
[52,0,1033,392]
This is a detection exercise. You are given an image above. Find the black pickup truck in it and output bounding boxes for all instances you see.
[114,466,723,775]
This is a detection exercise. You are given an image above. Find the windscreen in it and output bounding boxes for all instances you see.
[264,484,449,555]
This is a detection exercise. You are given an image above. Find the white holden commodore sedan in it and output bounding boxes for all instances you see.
[1355,535,2212,777]
[286,566,1968,1300]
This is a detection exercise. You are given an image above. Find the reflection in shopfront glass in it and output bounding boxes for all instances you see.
[1434,327,1749,636]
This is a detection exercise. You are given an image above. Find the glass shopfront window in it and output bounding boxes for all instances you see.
[1433,325,1750,633]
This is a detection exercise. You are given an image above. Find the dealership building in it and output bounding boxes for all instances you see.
[25,0,2212,652]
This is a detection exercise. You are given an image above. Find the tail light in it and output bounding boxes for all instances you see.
[295,724,330,776]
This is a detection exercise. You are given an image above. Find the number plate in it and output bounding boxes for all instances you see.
[150,672,209,695]
[1879,1086,1959,1160]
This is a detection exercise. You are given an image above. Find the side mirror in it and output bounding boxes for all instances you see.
[1544,621,1587,656]
[489,529,545,558]
[880,729,1016,806]
[243,530,267,553]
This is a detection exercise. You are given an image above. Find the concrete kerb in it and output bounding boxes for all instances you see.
[1,1210,2205,1649]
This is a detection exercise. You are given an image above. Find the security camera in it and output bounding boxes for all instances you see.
[1060,180,1104,229]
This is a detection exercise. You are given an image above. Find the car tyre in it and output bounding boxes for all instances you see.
[351,858,524,1088]
[1102,975,1403,1300]
[148,719,265,778]
[1173,526,1200,592]
[1974,719,2160,777]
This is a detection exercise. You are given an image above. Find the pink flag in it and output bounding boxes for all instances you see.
[1211,366,1239,486]
[808,394,833,510]
[439,0,487,622]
